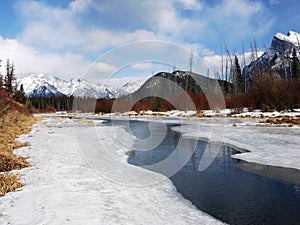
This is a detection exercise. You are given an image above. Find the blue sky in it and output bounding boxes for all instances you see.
[0,0,299,85]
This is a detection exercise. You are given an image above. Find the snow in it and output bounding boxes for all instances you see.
[0,116,223,225]
[98,109,232,118]
[2,112,300,224]
[121,77,149,94]
[17,74,121,98]
[17,73,148,98]
[171,117,300,171]
[275,31,300,46]
[232,110,300,118]
[202,109,232,117]
[138,110,197,117]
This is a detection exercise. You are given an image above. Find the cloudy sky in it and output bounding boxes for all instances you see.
[0,0,299,86]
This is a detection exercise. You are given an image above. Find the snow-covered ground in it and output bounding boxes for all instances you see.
[92,109,300,118]
[1,112,300,225]
[0,116,223,225]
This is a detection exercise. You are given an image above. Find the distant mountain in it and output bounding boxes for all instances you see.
[131,70,232,96]
[245,31,300,81]
[17,74,122,98]
[121,77,149,94]
[112,70,232,111]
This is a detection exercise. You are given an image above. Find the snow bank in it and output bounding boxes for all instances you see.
[172,117,300,171]
[0,117,223,225]
[232,110,300,118]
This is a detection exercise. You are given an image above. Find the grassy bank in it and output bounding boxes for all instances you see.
[0,95,40,196]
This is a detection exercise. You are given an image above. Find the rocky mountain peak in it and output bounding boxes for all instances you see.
[271,31,300,54]
[244,30,300,82]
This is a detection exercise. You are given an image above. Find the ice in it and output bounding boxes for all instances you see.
[3,113,298,224]
[172,117,300,170]
[0,116,223,225]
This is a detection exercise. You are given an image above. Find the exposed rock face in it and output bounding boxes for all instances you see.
[244,31,300,83]
[271,32,298,54]
[128,70,232,100]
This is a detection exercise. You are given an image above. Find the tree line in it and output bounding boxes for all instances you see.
[2,36,299,114]
[0,59,26,105]
[219,40,300,111]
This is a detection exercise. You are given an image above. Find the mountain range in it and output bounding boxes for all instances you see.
[17,73,145,98]
[17,30,300,99]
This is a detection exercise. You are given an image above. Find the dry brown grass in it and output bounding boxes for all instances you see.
[0,174,24,197]
[0,110,40,196]
[259,116,300,126]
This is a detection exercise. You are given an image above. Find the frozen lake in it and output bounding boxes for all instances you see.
[6,114,298,224]
[125,120,300,225]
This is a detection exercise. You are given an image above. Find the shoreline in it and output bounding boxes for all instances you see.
[1,113,300,224]
[0,110,40,197]
[0,116,224,225]
[39,112,300,170]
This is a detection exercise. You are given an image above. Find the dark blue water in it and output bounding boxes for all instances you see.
[126,120,300,225]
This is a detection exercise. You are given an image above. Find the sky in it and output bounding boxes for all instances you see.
[0,0,299,86]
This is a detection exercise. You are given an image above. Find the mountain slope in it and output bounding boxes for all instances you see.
[245,31,300,81]
[111,70,232,112]
[121,77,149,94]
[131,70,232,96]
[17,74,121,98]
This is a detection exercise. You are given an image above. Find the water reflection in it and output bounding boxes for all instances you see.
[127,121,300,225]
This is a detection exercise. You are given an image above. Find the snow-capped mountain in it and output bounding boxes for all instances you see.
[121,77,149,94]
[274,31,300,47]
[17,73,122,98]
[244,31,300,81]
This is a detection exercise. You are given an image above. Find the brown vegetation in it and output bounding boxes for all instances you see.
[0,174,23,197]
[249,72,300,111]
[0,90,39,196]
[225,93,254,110]
[259,116,300,126]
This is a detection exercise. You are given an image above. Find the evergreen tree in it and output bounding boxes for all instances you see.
[14,84,27,105]
[234,55,244,93]
[0,74,2,91]
[4,59,10,92]
[25,98,33,113]
[0,59,2,90]
[4,59,16,96]
[291,47,299,80]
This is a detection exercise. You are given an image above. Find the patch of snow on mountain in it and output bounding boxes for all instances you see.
[275,31,300,46]
[17,73,121,98]
[121,77,149,94]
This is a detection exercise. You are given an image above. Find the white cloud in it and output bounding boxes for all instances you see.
[175,0,203,10]
[216,0,262,19]
[84,29,159,52]
[129,62,157,70]
[89,62,118,74]
[203,50,264,79]
[70,0,92,12]
[202,48,215,56]
[0,37,88,79]
[16,0,274,56]
[128,61,174,73]
[188,0,275,52]
[5,0,275,81]
[105,75,151,87]
[16,1,167,54]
